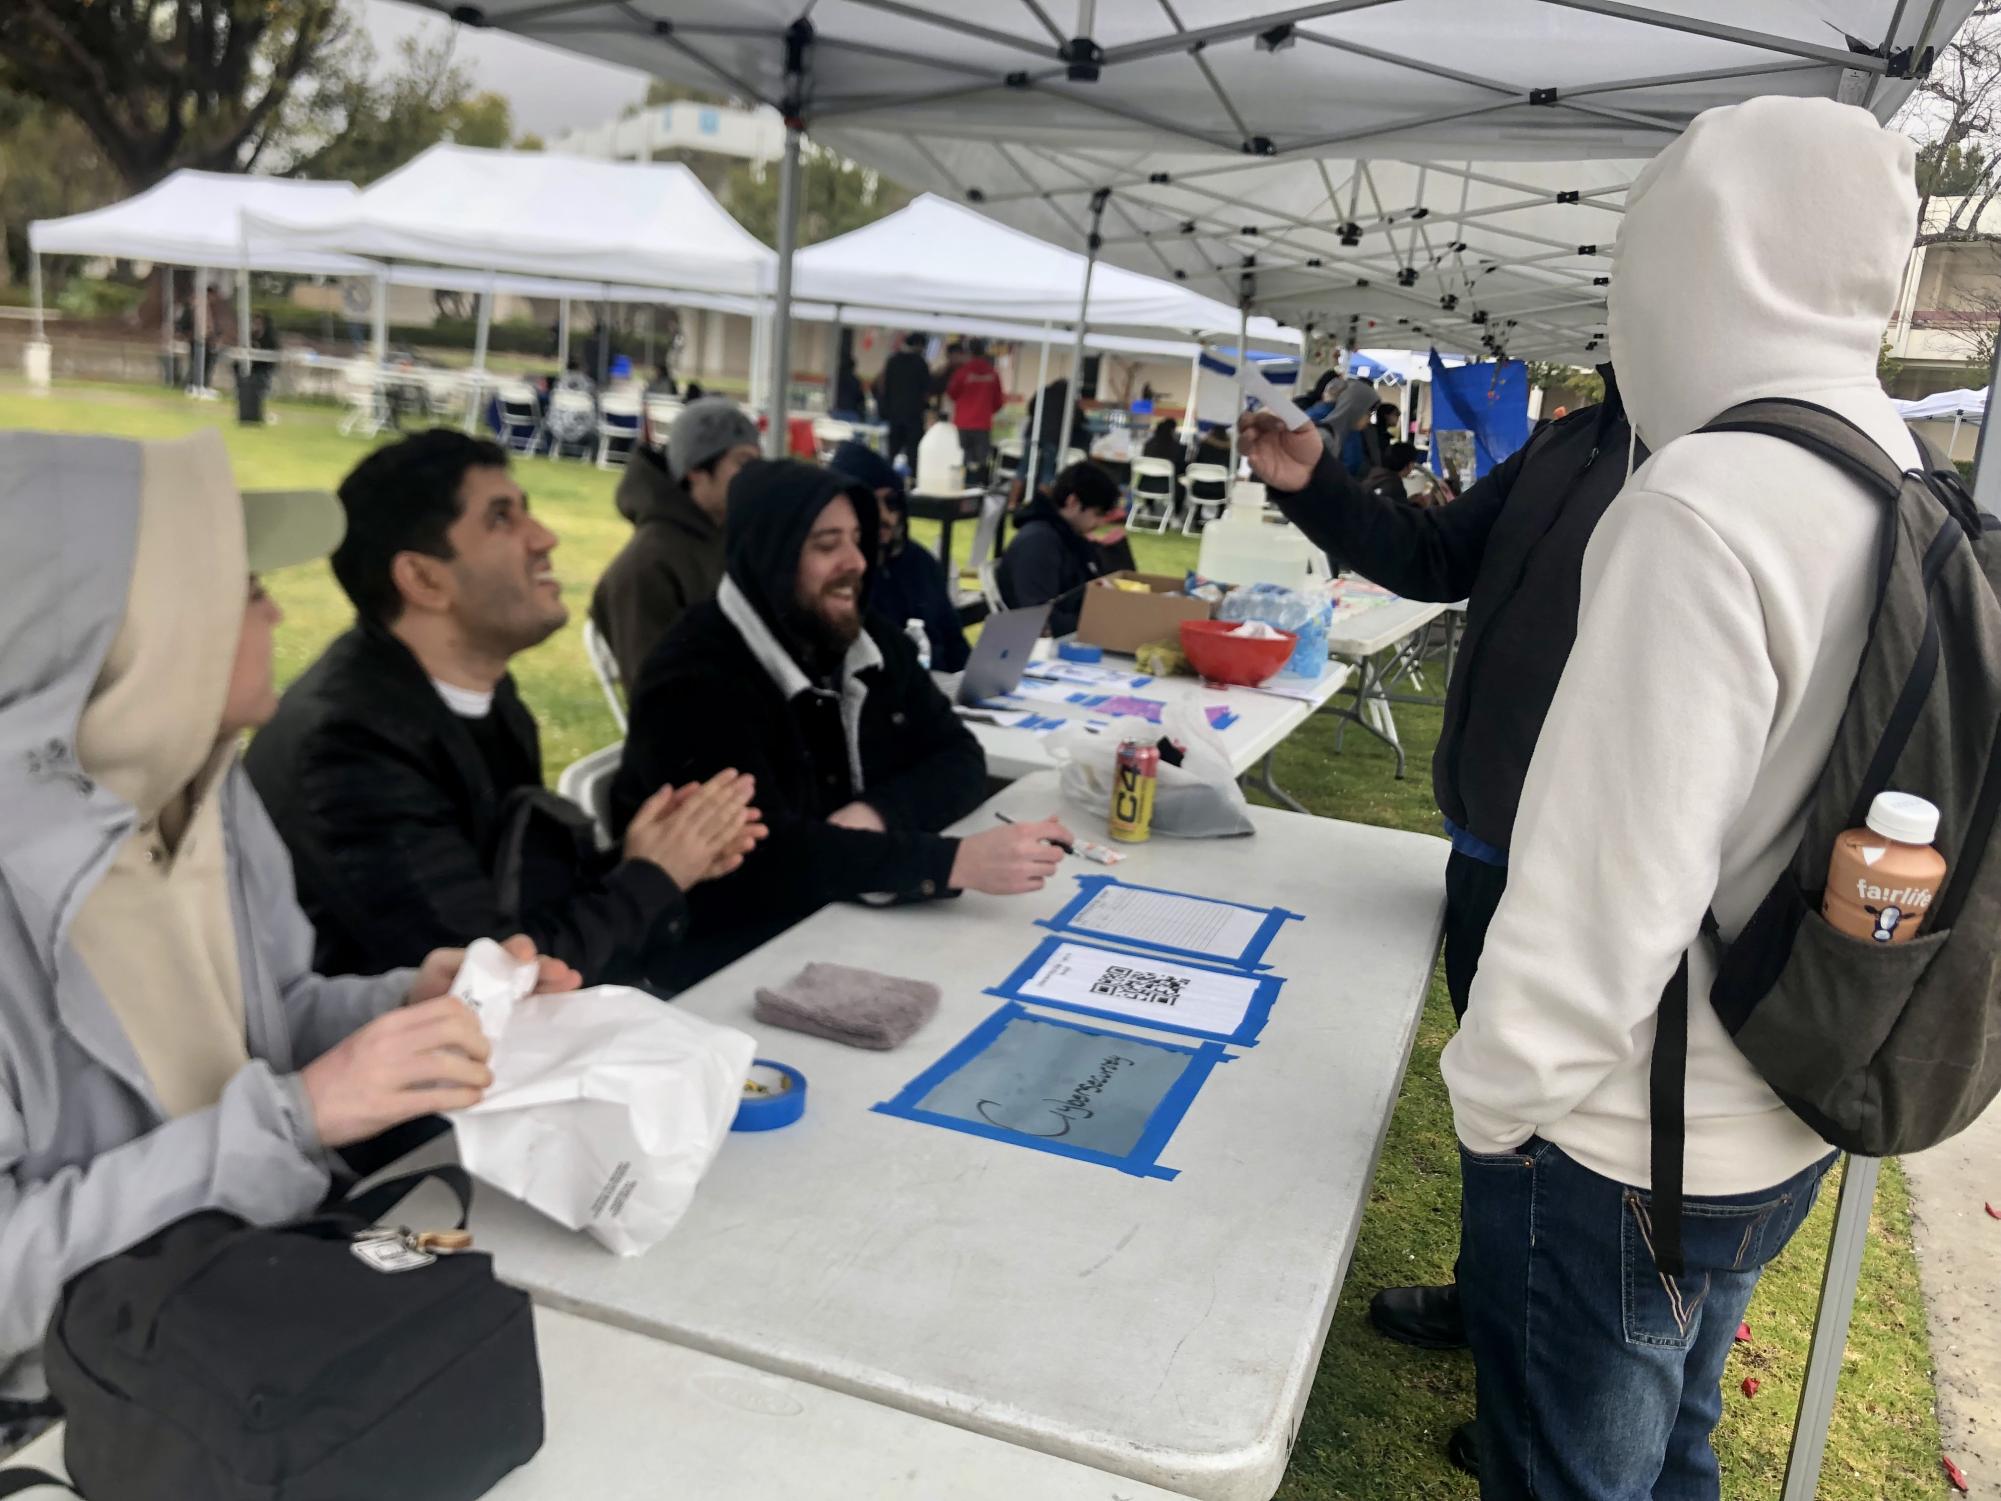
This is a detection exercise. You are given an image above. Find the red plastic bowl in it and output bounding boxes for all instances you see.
[1179,618,1297,687]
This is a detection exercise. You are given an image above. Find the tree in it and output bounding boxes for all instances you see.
[1525,361,1604,407]
[1918,140,1990,197]
[726,143,911,248]
[285,31,511,185]
[644,79,728,108]
[1897,14,2001,243]
[0,88,123,284]
[0,0,348,190]
[514,133,546,152]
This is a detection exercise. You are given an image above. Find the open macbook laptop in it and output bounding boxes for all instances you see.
[956,601,1053,706]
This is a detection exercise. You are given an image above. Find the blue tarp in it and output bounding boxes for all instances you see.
[1428,353,1530,480]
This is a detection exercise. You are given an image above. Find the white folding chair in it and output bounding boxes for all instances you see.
[597,392,644,470]
[954,492,1008,608]
[555,741,625,851]
[582,618,628,733]
[976,559,1005,613]
[644,395,685,447]
[1061,446,1088,470]
[495,382,543,454]
[1129,457,1179,533]
[1181,463,1231,535]
[812,417,856,461]
[993,438,1024,491]
[336,364,388,438]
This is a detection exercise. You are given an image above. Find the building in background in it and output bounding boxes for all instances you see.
[1884,196,2001,400]
[549,101,785,169]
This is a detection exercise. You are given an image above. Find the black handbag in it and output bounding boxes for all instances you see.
[27,1167,542,1500]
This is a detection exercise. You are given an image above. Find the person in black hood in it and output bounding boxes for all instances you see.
[996,461,1123,637]
[1238,366,1639,1481]
[829,438,970,672]
[613,459,1074,989]
[876,332,932,471]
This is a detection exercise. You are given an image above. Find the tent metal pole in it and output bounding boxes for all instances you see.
[30,254,45,344]
[237,265,253,377]
[1535,0,1890,73]
[1056,188,1111,475]
[558,298,571,369]
[193,266,211,394]
[1022,320,1054,503]
[162,266,174,383]
[371,273,388,369]
[599,295,612,386]
[644,307,655,371]
[468,272,495,434]
[1185,343,1203,438]
[764,123,803,456]
[1229,300,1248,480]
[1780,1156,1880,1501]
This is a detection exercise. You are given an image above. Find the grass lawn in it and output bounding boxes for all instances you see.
[6,379,1945,1499]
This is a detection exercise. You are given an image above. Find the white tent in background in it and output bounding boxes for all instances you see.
[29,170,369,277]
[239,144,777,299]
[1896,386,1987,422]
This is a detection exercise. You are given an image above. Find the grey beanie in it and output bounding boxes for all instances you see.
[668,397,760,482]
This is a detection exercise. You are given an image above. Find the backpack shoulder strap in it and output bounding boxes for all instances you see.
[1695,398,1909,502]
[0,1471,76,1498]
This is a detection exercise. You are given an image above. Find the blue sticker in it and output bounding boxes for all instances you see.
[1040,875,1302,972]
[987,936,1284,1047]
[872,1002,1230,1179]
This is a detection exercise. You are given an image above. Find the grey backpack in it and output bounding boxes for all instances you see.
[1650,399,2001,1276]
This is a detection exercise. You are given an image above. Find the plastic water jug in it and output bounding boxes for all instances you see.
[1197,496,1321,590]
[916,422,966,495]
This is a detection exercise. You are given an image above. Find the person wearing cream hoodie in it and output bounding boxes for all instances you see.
[1434,98,1921,1498]
[0,429,575,1415]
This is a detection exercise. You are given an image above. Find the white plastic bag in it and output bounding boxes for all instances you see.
[447,939,756,1256]
[1049,702,1255,838]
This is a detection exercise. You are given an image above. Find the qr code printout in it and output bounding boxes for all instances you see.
[1090,966,1189,1008]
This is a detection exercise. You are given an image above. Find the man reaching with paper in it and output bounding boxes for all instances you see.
[0,431,577,1419]
[615,459,1073,989]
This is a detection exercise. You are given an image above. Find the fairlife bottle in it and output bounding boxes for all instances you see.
[905,618,932,671]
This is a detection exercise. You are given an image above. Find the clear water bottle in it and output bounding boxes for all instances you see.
[905,617,932,670]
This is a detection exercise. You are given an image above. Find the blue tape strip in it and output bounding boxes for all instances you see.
[1038,875,1303,972]
[987,935,1284,1047]
[732,1059,807,1132]
[871,1002,1231,1180]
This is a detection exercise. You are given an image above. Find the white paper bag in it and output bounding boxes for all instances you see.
[447,939,756,1256]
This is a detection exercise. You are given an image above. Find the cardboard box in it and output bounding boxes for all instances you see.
[1075,571,1215,655]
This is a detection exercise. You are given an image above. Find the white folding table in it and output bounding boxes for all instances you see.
[392,771,1448,1501]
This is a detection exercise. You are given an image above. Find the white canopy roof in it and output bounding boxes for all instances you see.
[792,193,1252,336]
[29,170,371,277]
[405,0,1969,361]
[240,144,778,297]
[1897,387,1988,423]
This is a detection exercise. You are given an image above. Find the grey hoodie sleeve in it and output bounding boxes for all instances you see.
[0,1060,330,1387]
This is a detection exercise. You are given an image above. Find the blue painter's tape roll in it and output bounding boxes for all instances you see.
[1058,641,1103,663]
[733,1059,807,1132]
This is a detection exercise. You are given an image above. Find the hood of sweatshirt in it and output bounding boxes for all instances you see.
[1610,96,1918,452]
[724,458,880,660]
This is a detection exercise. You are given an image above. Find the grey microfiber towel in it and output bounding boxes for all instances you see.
[753,963,942,1050]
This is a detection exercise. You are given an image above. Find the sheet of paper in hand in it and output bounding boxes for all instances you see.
[989,937,1284,1046]
[872,1002,1230,1179]
[1041,875,1301,971]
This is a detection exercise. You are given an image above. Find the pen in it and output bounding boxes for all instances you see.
[995,811,1075,855]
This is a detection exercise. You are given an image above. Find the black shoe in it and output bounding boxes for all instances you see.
[1367,1283,1467,1350]
[1446,1420,1480,1479]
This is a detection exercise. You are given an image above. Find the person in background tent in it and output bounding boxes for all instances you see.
[1301,370,1343,422]
[833,353,868,421]
[1317,377,1379,477]
[684,380,707,400]
[1018,377,1093,503]
[946,337,1006,483]
[1142,416,1188,477]
[930,341,965,407]
[996,460,1123,638]
[1367,401,1402,472]
[593,398,762,687]
[247,429,762,987]
[830,439,970,673]
[876,331,932,474]
[647,360,679,398]
[1359,440,1425,507]
[614,459,1065,988]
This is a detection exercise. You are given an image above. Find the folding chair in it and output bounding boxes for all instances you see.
[1180,463,1231,534]
[644,395,685,447]
[977,559,1006,614]
[336,364,388,438]
[812,418,856,461]
[495,382,543,455]
[555,741,625,851]
[953,492,1008,611]
[1129,457,1179,533]
[597,392,643,470]
[582,618,628,733]
[993,438,1024,492]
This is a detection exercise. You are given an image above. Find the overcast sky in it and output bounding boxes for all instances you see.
[361,0,652,139]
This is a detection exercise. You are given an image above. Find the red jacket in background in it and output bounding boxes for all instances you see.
[945,357,1005,432]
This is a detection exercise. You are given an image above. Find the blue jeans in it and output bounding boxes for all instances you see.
[1460,1138,1833,1501]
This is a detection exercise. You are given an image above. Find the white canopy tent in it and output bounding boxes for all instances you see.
[1896,385,1987,422]
[27,171,373,387]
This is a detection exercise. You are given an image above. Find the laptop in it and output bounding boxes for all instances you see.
[956,602,1054,706]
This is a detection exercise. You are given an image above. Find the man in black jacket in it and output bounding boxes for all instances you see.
[996,461,1123,637]
[876,332,932,472]
[614,459,1074,989]
[248,430,762,984]
[1240,368,1637,1478]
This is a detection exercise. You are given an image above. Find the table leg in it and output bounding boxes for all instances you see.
[939,516,957,575]
[1251,749,1310,815]
[1322,654,1410,778]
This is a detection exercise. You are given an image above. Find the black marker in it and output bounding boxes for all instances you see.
[995,811,1075,856]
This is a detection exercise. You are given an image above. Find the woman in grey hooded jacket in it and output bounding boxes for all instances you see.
[0,429,574,1411]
